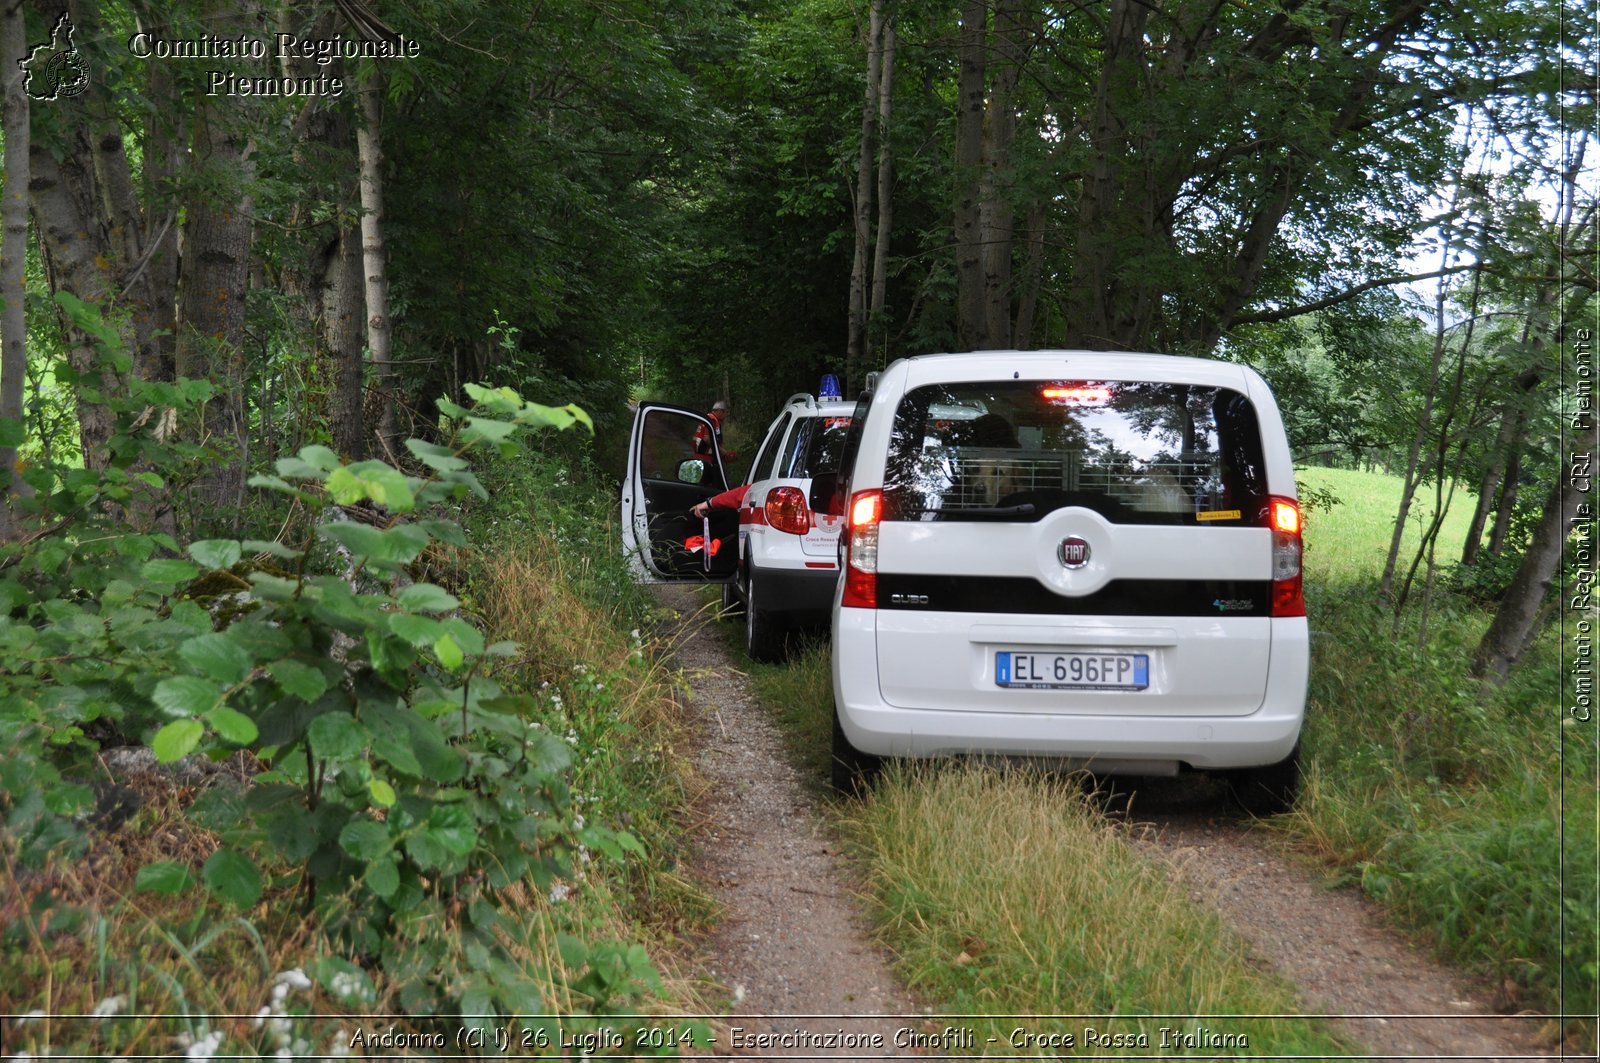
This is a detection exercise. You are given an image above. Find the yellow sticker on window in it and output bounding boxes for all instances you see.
[1197,509,1242,522]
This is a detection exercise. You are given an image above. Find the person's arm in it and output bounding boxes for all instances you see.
[689,483,749,518]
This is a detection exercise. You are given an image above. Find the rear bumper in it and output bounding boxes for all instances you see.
[751,563,840,622]
[832,607,1307,770]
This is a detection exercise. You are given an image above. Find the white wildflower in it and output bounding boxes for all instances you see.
[330,970,371,1003]
[186,1029,224,1060]
[92,995,126,1018]
[252,1006,272,1030]
[572,813,585,830]
[548,882,572,904]
[273,968,313,991]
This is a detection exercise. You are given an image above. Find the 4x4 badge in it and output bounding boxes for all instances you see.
[1058,536,1090,568]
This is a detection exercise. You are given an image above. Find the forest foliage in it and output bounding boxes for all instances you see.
[0,0,1594,1040]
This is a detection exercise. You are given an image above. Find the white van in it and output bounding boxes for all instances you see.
[621,385,855,660]
[817,351,1309,811]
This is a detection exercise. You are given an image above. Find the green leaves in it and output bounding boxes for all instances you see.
[188,540,242,570]
[178,633,253,685]
[308,713,369,759]
[434,633,466,671]
[142,558,200,584]
[136,861,197,896]
[319,521,431,567]
[203,848,262,908]
[207,706,258,746]
[339,818,392,862]
[326,461,417,513]
[152,676,221,718]
[406,439,468,473]
[398,583,460,613]
[269,659,328,702]
[152,719,205,762]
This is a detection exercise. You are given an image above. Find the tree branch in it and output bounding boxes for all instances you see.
[1231,262,1484,326]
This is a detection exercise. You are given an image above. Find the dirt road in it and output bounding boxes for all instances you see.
[656,584,1571,1062]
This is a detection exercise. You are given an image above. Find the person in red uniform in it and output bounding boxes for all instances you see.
[693,399,736,462]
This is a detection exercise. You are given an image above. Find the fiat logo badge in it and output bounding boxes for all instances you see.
[1058,535,1091,568]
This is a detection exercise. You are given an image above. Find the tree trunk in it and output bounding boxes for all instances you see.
[1466,133,1594,679]
[1013,199,1047,349]
[357,74,396,457]
[277,1,363,462]
[175,91,255,521]
[0,0,27,537]
[328,223,367,462]
[867,15,895,371]
[1487,440,1525,556]
[1463,369,1538,565]
[1063,0,1149,350]
[847,0,884,394]
[1380,148,1474,601]
[1471,443,1596,682]
[953,0,986,351]
[26,0,180,468]
[978,0,1027,351]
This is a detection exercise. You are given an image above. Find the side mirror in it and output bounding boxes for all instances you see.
[809,472,841,516]
[677,458,706,485]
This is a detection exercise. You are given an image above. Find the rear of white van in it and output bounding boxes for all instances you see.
[831,352,1308,780]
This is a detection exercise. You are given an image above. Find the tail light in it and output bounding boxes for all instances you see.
[765,486,811,535]
[841,489,881,608]
[1267,496,1305,617]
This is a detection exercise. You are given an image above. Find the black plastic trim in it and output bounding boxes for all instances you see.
[875,573,1271,616]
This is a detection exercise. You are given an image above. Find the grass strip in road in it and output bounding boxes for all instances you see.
[839,762,1354,1056]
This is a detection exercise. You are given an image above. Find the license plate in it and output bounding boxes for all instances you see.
[995,650,1149,690]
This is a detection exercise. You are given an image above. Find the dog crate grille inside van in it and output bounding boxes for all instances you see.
[944,447,1220,513]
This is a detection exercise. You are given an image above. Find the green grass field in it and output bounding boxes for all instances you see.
[1296,465,1477,585]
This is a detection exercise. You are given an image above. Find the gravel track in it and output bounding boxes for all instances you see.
[655,583,1581,1062]
[655,585,924,1057]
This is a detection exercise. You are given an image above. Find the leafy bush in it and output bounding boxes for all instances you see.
[1,303,663,1025]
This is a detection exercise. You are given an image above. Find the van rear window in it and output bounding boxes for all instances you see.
[780,414,854,478]
[883,380,1269,525]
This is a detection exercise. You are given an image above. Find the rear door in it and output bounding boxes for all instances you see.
[872,376,1274,716]
[778,412,851,557]
[622,403,735,582]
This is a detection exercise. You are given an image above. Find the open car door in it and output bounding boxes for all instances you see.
[622,403,738,582]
